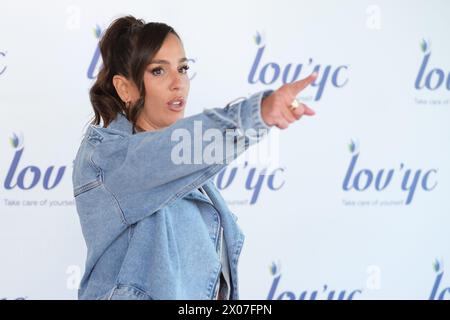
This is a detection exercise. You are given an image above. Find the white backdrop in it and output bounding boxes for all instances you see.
[0,0,449,300]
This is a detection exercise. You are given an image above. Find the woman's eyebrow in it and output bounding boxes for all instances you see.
[149,57,188,65]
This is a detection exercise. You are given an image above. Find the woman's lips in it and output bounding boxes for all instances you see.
[167,98,185,112]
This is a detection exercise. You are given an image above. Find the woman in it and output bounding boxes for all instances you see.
[72,15,316,300]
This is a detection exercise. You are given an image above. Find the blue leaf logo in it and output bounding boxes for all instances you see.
[9,132,23,149]
[254,31,264,46]
[93,24,102,39]
[348,139,359,154]
[270,261,281,276]
[420,38,431,54]
[433,259,442,273]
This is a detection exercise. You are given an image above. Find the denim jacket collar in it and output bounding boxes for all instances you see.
[106,112,133,136]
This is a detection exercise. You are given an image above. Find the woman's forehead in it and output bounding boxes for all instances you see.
[153,34,185,57]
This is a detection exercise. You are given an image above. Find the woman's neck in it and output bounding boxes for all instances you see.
[135,115,162,132]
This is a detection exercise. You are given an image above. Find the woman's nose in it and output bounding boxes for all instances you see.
[169,71,187,91]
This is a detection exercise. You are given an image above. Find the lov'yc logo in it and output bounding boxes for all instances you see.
[248,31,349,101]
[415,39,449,91]
[267,261,363,300]
[4,132,66,190]
[430,259,449,300]
[342,139,438,205]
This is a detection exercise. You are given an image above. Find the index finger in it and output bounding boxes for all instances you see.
[290,72,318,94]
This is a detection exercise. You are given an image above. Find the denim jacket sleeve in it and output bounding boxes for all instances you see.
[89,89,273,225]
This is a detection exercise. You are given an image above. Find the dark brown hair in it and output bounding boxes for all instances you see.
[89,15,181,130]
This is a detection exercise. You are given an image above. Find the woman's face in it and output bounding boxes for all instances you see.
[136,33,190,131]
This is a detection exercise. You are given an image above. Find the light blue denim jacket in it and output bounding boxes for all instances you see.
[72,89,273,300]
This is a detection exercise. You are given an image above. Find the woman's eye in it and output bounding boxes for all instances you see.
[150,65,189,76]
[151,67,164,76]
[179,65,190,74]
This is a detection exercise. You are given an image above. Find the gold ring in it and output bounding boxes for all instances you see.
[290,98,300,109]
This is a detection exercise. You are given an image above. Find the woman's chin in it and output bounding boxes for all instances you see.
[166,114,184,127]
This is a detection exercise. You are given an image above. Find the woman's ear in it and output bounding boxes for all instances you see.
[112,75,133,104]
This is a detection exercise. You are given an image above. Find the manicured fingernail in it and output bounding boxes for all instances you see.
[311,72,318,78]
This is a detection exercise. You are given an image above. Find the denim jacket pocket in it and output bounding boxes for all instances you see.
[105,284,153,300]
